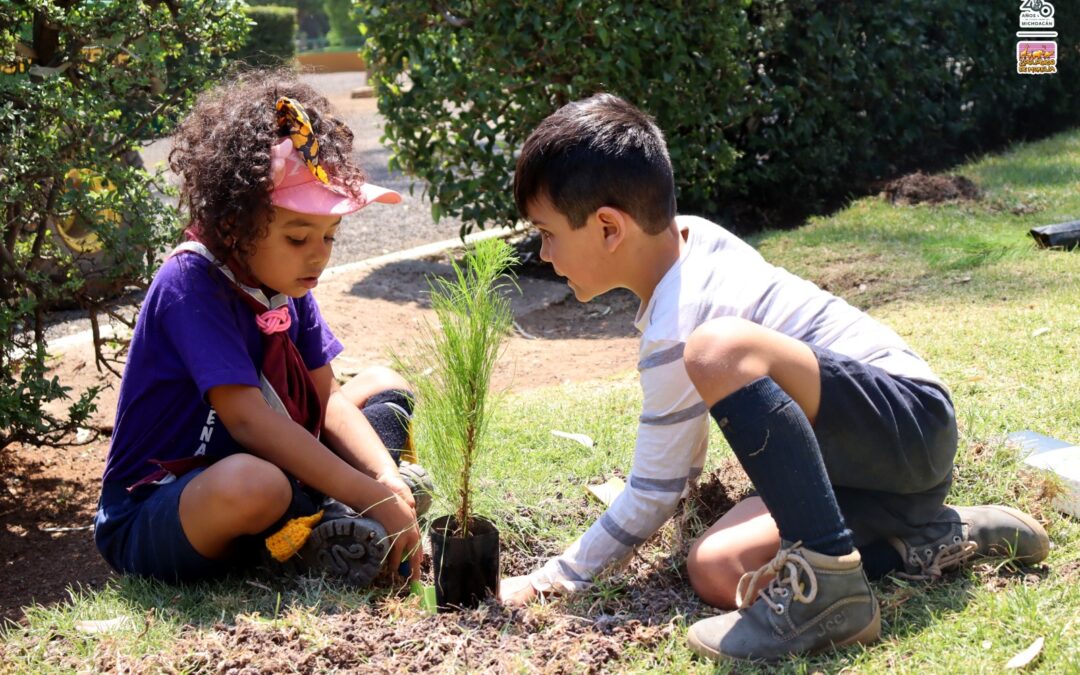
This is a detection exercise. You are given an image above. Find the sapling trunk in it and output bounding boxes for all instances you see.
[458,422,475,537]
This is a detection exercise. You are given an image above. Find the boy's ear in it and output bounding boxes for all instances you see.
[594,206,627,253]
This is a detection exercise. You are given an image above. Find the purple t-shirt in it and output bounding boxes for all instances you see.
[101,252,343,486]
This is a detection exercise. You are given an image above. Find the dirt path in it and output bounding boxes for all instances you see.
[0,246,641,622]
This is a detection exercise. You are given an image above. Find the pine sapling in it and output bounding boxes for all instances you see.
[400,239,516,538]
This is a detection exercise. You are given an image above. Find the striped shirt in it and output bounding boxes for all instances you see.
[528,215,943,593]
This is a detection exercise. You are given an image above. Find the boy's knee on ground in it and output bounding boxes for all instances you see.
[687,537,745,609]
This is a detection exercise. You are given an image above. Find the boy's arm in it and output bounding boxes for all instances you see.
[311,364,416,511]
[516,345,709,598]
[208,383,423,579]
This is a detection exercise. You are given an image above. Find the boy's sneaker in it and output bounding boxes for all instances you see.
[687,542,880,662]
[889,505,1049,581]
[398,461,433,517]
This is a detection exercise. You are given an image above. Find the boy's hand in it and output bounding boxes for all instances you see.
[500,575,540,605]
[376,468,417,513]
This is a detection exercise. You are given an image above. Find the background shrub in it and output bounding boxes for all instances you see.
[0,1,247,449]
[359,0,1080,233]
[235,5,297,67]
[324,0,364,48]
[727,0,1080,218]
[249,0,328,51]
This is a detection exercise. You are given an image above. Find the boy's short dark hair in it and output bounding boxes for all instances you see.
[514,93,676,235]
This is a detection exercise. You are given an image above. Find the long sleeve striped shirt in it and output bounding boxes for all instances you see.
[528,215,943,594]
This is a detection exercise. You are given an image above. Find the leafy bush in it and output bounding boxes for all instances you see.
[358,2,748,233]
[726,0,1080,216]
[359,1,1080,232]
[0,1,247,449]
[324,0,364,48]
[250,0,328,46]
[235,5,297,67]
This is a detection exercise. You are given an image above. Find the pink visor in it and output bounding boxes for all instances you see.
[268,138,401,215]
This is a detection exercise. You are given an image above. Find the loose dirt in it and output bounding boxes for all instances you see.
[881,172,980,205]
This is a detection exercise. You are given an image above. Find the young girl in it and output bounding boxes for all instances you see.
[95,70,424,586]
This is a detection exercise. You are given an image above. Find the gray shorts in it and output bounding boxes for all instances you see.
[809,345,958,547]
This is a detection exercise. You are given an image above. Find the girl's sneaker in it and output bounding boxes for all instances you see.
[398,461,433,517]
[297,516,388,587]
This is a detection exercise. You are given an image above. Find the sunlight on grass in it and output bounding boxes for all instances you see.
[4,130,1080,673]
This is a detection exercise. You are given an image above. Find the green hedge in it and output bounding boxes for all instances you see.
[359,2,748,232]
[359,0,1080,232]
[249,0,329,43]
[235,5,297,67]
[727,0,1080,217]
[325,0,364,48]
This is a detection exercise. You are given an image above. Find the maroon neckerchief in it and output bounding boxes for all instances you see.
[127,241,323,491]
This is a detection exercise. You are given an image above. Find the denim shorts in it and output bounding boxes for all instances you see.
[95,467,321,583]
[808,345,958,547]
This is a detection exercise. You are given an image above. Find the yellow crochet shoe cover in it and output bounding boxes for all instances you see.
[401,426,418,464]
[265,510,324,562]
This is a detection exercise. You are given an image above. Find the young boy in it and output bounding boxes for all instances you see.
[500,94,1049,662]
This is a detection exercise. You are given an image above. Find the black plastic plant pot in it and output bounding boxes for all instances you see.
[429,515,500,612]
[1031,220,1080,250]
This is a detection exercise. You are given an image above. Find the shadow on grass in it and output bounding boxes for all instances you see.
[74,516,1052,673]
[976,154,1080,191]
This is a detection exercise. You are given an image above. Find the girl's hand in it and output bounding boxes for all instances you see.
[376,468,417,514]
[369,493,423,582]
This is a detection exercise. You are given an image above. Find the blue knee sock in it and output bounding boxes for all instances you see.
[709,376,854,556]
[361,389,414,458]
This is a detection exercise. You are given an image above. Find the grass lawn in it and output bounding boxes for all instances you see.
[3,130,1080,672]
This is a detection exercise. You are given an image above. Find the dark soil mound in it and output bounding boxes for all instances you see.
[682,457,753,537]
[882,172,980,205]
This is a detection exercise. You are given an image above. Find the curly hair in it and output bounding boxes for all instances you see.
[169,69,365,265]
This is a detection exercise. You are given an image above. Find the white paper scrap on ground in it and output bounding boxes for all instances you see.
[1008,430,1080,518]
[1005,636,1044,670]
[75,616,132,634]
[551,430,594,448]
[586,477,625,507]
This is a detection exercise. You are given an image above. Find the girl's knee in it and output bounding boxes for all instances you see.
[179,455,293,557]
[362,365,410,391]
[341,366,411,406]
[206,454,292,520]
